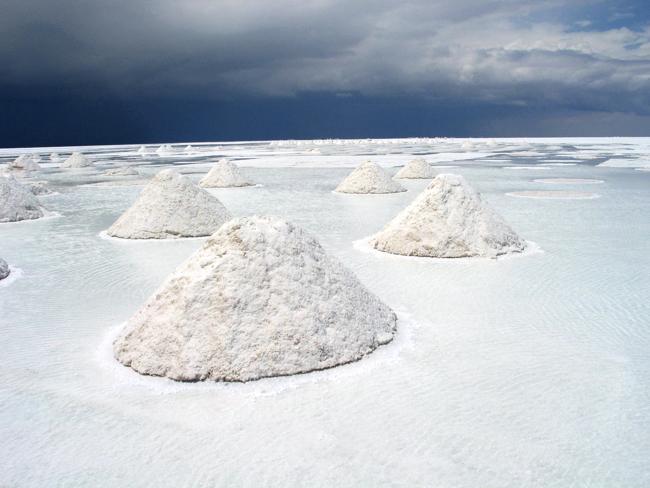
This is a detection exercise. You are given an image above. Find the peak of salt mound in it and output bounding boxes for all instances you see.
[199,159,253,188]
[9,154,40,171]
[106,169,231,239]
[371,174,526,258]
[61,152,93,168]
[137,146,147,154]
[394,158,435,179]
[50,152,60,161]
[184,145,194,152]
[0,258,9,280]
[113,216,397,382]
[104,166,139,176]
[335,161,406,194]
[0,176,45,223]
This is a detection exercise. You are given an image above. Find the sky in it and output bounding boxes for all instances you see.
[1,0,650,147]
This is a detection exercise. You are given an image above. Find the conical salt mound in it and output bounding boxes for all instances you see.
[0,176,45,223]
[371,174,526,258]
[114,216,397,381]
[61,152,93,168]
[9,154,40,171]
[106,169,231,239]
[136,146,147,154]
[335,161,406,194]
[156,144,173,156]
[394,158,435,179]
[184,145,194,152]
[199,159,253,188]
[50,152,61,161]
[0,258,9,280]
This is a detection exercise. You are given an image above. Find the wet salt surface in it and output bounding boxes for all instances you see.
[506,190,601,200]
[1,139,650,487]
[533,178,604,185]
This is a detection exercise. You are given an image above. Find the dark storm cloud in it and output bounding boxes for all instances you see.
[1,0,650,145]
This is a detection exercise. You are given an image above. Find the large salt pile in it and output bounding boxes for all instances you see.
[61,152,93,168]
[9,154,40,171]
[394,158,435,179]
[106,169,230,239]
[335,161,406,194]
[0,176,45,223]
[199,159,253,188]
[371,174,526,258]
[0,258,9,280]
[113,216,397,382]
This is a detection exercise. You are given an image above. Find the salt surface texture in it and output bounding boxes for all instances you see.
[104,166,139,176]
[199,159,253,188]
[335,160,406,194]
[394,158,436,179]
[106,169,230,239]
[0,176,45,222]
[114,216,397,382]
[371,174,526,258]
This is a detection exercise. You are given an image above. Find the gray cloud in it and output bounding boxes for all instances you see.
[2,0,650,115]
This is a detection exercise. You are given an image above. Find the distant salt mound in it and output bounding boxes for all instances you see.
[136,146,148,154]
[104,166,139,177]
[106,169,230,239]
[184,145,194,152]
[9,154,40,171]
[0,258,9,280]
[27,181,54,195]
[199,159,253,188]
[61,152,93,168]
[335,161,406,194]
[50,152,61,162]
[394,158,435,179]
[371,174,526,258]
[113,216,397,382]
[156,144,174,156]
[0,176,45,223]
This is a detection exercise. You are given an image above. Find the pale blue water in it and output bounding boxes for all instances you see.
[1,139,649,487]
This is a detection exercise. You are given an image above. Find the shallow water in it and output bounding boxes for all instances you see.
[1,138,649,487]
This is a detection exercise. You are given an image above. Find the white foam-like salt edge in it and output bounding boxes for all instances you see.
[0,266,23,288]
[0,210,61,226]
[98,230,210,243]
[95,310,419,396]
[353,237,543,262]
[533,178,604,185]
[503,166,553,170]
[506,191,601,200]
[204,183,264,189]
[331,189,409,196]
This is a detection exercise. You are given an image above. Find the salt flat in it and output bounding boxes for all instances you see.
[1,138,649,487]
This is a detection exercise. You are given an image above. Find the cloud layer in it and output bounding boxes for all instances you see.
[2,0,650,144]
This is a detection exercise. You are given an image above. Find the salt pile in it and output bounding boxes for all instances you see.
[371,174,526,258]
[50,152,61,161]
[136,146,148,154]
[0,176,45,223]
[61,152,93,168]
[335,161,406,194]
[27,181,54,195]
[184,145,194,152]
[156,144,174,156]
[104,166,139,176]
[199,159,253,188]
[0,258,9,280]
[9,154,40,171]
[394,158,435,179]
[113,216,397,382]
[106,169,230,239]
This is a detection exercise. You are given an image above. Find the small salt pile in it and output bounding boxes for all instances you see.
[394,158,435,179]
[0,176,45,223]
[61,152,93,168]
[199,159,253,188]
[335,161,406,194]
